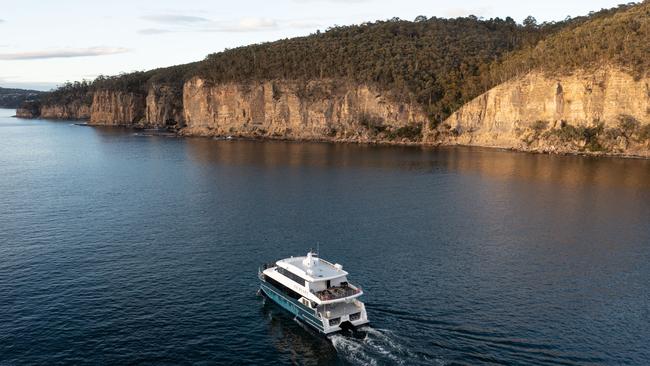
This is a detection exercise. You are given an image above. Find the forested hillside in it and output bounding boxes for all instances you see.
[490,2,650,81]
[27,2,648,130]
[196,16,558,122]
[37,13,568,124]
[0,87,42,108]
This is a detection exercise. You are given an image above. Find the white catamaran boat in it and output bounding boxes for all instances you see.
[259,252,369,334]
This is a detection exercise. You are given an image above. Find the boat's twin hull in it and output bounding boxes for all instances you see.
[260,280,368,335]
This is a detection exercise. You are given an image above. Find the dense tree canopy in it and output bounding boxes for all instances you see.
[37,2,648,124]
[0,87,42,108]
[490,2,649,81]
[196,16,558,122]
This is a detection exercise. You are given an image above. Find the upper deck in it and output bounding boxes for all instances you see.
[276,252,348,282]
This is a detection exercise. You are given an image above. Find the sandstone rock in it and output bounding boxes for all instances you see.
[15,101,41,118]
[41,101,91,120]
[182,78,426,140]
[146,85,184,128]
[16,66,650,157]
[434,66,650,156]
[90,90,146,126]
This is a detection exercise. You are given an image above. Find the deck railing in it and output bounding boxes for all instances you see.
[313,284,361,301]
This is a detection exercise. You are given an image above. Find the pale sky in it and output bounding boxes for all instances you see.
[0,0,627,90]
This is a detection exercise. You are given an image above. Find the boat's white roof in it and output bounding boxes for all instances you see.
[277,253,348,281]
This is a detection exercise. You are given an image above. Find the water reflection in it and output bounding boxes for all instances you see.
[440,147,650,190]
[182,138,650,190]
[260,299,340,366]
[3,112,649,365]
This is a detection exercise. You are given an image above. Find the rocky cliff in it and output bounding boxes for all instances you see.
[430,67,650,156]
[15,99,91,120]
[181,78,426,142]
[145,85,185,128]
[16,68,650,157]
[20,79,424,143]
[88,86,185,128]
[89,90,146,126]
[41,102,92,120]
[15,101,41,118]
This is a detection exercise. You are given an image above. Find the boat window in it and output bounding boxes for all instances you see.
[277,267,307,287]
[266,276,302,300]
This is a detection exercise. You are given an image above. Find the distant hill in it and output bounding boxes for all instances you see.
[491,1,650,81]
[436,2,650,157]
[38,14,565,123]
[0,87,42,109]
[18,2,650,157]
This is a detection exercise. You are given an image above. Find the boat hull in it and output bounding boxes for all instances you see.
[260,280,327,333]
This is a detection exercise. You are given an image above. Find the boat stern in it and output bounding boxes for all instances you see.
[318,299,369,334]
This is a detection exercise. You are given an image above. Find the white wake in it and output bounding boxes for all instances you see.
[329,327,440,366]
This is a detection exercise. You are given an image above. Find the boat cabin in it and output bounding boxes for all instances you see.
[269,252,362,304]
[259,251,369,333]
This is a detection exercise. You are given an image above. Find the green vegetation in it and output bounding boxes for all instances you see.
[542,122,606,151]
[0,87,42,108]
[40,62,199,106]
[492,2,650,81]
[618,114,640,138]
[359,113,386,134]
[387,124,423,141]
[197,16,559,123]
[35,15,561,121]
[34,2,649,129]
[529,115,650,153]
[40,80,93,106]
[531,120,549,133]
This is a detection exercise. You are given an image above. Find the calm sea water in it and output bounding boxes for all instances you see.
[1,108,649,365]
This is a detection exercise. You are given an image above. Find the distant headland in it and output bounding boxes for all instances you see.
[16,3,650,158]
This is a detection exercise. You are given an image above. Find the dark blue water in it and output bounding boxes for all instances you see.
[1,108,649,365]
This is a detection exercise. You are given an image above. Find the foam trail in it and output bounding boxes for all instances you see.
[330,327,436,366]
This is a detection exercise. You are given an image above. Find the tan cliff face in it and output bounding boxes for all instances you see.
[90,90,146,126]
[29,101,91,120]
[432,67,650,156]
[16,68,650,157]
[53,86,183,127]
[146,85,185,128]
[182,78,426,141]
[18,80,426,142]
[15,101,42,118]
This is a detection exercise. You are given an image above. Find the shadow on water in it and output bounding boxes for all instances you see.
[258,296,342,366]
[259,293,438,366]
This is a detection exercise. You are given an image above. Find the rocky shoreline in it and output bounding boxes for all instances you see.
[16,66,650,159]
[18,111,650,159]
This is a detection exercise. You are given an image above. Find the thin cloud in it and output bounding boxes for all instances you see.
[139,16,322,35]
[209,18,279,32]
[137,28,173,35]
[0,19,5,23]
[141,14,210,24]
[0,47,129,60]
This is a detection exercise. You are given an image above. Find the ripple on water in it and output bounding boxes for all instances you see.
[1,111,650,365]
